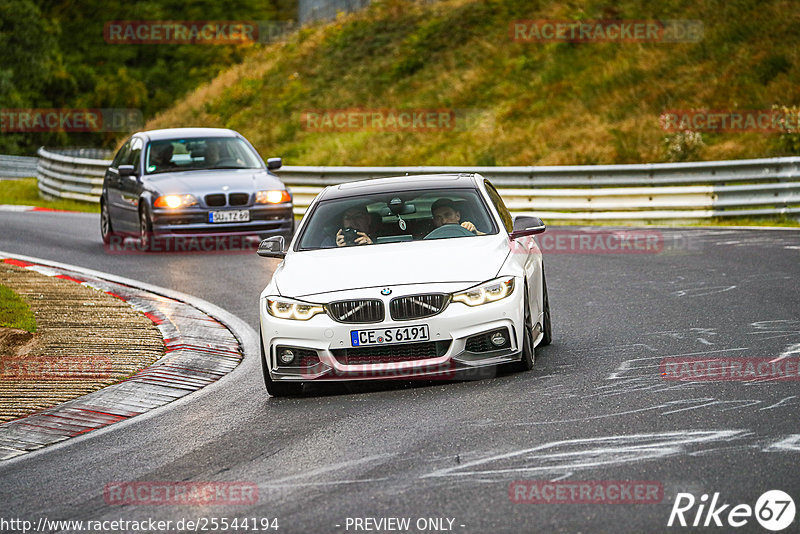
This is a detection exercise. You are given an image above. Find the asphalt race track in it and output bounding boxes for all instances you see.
[1,209,799,533]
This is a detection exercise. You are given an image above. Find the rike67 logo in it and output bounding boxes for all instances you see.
[668,490,795,531]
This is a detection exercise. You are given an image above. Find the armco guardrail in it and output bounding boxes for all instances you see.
[0,155,38,179]
[35,147,800,220]
[36,147,113,203]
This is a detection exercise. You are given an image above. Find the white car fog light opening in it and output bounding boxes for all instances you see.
[278,348,295,365]
[490,331,507,347]
[452,277,515,307]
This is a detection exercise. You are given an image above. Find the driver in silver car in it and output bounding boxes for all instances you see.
[204,140,222,167]
[152,144,177,170]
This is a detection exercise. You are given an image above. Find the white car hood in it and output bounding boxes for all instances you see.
[275,235,510,298]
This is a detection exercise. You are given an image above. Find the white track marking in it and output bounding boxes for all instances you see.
[759,396,797,411]
[422,430,746,478]
[764,435,800,452]
[260,454,394,487]
[770,343,800,363]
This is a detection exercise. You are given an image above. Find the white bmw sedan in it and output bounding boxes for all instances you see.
[257,173,551,396]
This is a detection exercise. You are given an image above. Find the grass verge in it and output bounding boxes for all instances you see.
[0,284,36,332]
[0,178,98,213]
[147,0,800,166]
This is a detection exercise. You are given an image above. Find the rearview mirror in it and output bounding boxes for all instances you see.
[267,157,282,171]
[509,216,546,239]
[257,236,286,258]
[388,197,416,215]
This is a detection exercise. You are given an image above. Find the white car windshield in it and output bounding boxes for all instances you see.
[145,137,263,174]
[297,188,498,250]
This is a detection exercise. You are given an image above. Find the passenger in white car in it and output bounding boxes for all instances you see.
[334,205,378,246]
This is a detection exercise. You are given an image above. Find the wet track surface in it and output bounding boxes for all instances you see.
[1,210,799,533]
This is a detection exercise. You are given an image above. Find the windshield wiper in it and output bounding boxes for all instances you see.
[209,165,253,169]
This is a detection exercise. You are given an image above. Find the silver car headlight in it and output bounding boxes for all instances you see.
[154,194,198,209]
[255,190,291,204]
[451,277,515,306]
[266,296,324,320]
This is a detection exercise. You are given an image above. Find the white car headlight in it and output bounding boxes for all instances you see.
[452,277,515,306]
[266,296,324,320]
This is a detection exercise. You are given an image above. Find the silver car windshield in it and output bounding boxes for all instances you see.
[297,188,498,250]
[145,137,263,174]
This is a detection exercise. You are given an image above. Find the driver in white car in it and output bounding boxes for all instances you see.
[431,198,485,235]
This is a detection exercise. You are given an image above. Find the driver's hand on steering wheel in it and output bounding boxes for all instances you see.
[460,221,486,235]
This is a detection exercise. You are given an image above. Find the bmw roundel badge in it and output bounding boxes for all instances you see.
[381,288,392,295]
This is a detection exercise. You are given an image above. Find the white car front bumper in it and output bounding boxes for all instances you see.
[259,281,527,382]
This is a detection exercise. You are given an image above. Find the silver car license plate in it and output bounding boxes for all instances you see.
[209,210,250,223]
[350,325,430,347]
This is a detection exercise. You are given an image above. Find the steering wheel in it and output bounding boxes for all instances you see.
[423,224,475,240]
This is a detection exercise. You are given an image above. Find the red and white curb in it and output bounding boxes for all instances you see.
[0,204,81,213]
[0,253,247,461]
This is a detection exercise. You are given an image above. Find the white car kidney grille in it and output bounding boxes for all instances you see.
[390,294,448,320]
[326,299,384,323]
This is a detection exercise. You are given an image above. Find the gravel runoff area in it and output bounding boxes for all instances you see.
[0,253,244,461]
[0,262,164,423]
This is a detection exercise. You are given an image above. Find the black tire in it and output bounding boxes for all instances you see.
[512,283,535,372]
[100,200,115,245]
[540,270,552,346]
[260,335,303,397]
[139,209,153,252]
